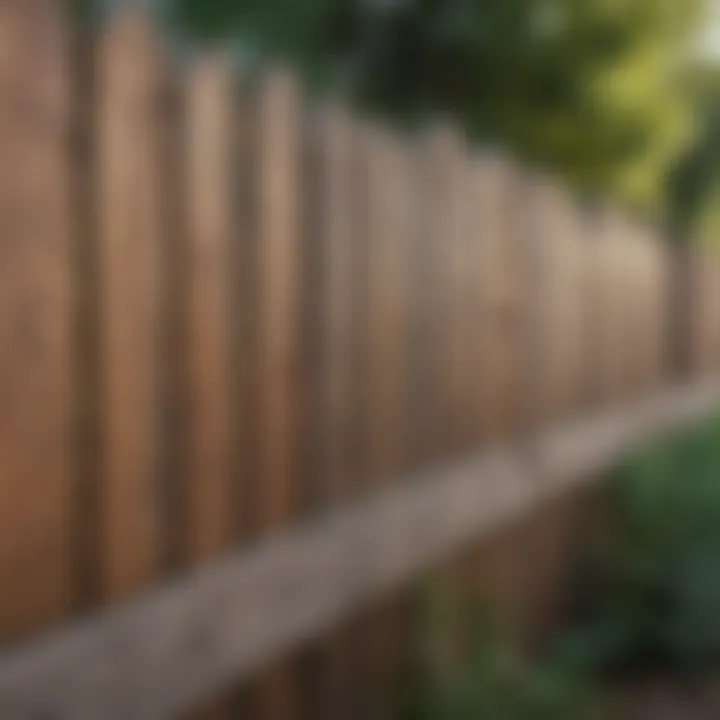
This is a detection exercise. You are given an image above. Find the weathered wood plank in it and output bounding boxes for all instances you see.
[531,181,586,423]
[361,127,415,719]
[253,69,302,720]
[0,0,74,641]
[182,52,239,720]
[365,127,411,483]
[475,156,526,441]
[255,70,301,535]
[420,127,467,457]
[183,53,236,565]
[96,12,165,600]
[313,105,362,507]
[309,105,364,720]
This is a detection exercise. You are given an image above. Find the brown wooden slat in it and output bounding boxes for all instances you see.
[532,182,586,423]
[476,156,526,441]
[253,70,302,720]
[96,12,165,600]
[182,53,238,720]
[466,156,495,447]
[420,127,468,458]
[449,147,478,451]
[702,253,720,377]
[365,127,410,483]
[183,53,235,565]
[0,0,74,641]
[255,70,301,535]
[592,208,626,406]
[309,105,364,720]
[624,229,651,397]
[362,127,415,719]
[313,105,362,508]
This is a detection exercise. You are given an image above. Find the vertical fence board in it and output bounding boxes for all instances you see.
[532,181,580,424]
[0,0,74,641]
[453,152,480,450]
[183,56,238,720]
[423,128,467,457]
[183,54,235,564]
[96,13,164,600]
[531,179,555,424]
[686,248,704,378]
[253,70,302,720]
[362,128,414,719]
[713,259,720,376]
[705,254,720,376]
[467,157,497,446]
[592,209,626,406]
[476,157,525,441]
[365,129,410,483]
[309,105,363,720]
[255,71,301,534]
[314,106,361,508]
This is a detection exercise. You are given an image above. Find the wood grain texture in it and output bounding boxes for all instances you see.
[689,250,720,378]
[96,12,165,600]
[313,105,362,508]
[255,70,301,535]
[475,156,526,441]
[0,0,74,641]
[420,127,468,458]
[531,181,586,424]
[253,70,302,720]
[3,10,720,718]
[309,105,364,720]
[362,127,415,720]
[183,53,236,565]
[1,383,718,720]
[182,53,239,720]
[591,208,627,406]
[446,147,480,452]
[364,127,411,483]
[454,154,486,451]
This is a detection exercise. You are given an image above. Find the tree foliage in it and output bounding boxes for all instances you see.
[165,0,710,217]
[668,65,720,243]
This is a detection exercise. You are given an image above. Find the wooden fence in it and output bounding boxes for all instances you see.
[2,4,720,719]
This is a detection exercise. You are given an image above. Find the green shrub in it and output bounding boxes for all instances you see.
[569,416,720,676]
[405,417,720,717]
[405,584,603,720]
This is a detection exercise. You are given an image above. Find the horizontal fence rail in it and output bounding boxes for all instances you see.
[2,4,720,718]
[1,383,719,720]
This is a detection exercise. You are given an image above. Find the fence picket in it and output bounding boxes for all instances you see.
[253,70,302,720]
[183,54,236,565]
[96,12,166,600]
[309,105,364,720]
[0,1,74,640]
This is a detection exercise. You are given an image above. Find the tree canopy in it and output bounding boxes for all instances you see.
[73,0,717,239]
[668,64,720,244]
[166,0,712,216]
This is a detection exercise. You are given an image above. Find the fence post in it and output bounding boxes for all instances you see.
[308,104,364,720]
[668,243,695,382]
[182,53,236,567]
[253,69,302,720]
[96,10,166,601]
[0,0,74,641]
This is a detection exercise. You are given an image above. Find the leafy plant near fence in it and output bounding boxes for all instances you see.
[569,415,720,677]
[407,416,720,717]
[404,584,605,720]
